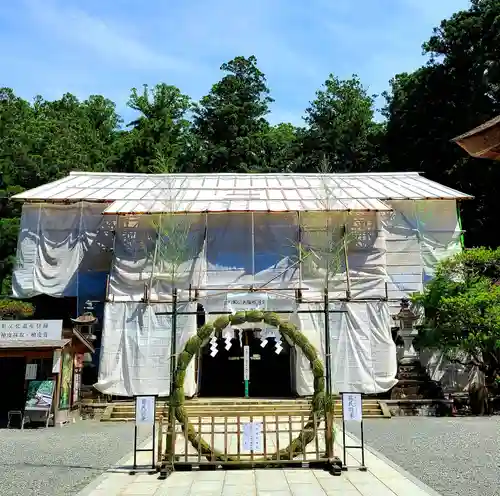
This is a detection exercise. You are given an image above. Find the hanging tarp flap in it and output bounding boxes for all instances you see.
[383,199,462,313]
[12,202,115,300]
[205,213,299,291]
[95,301,197,397]
[293,301,397,395]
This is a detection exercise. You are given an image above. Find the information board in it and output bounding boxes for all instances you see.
[25,363,37,380]
[342,393,362,422]
[242,422,262,451]
[135,395,156,425]
[243,345,250,381]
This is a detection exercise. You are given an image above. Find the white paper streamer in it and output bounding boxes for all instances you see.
[275,332,283,354]
[259,328,272,348]
[223,326,233,350]
[209,335,218,357]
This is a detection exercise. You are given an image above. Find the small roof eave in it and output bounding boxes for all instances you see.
[452,115,500,142]
[71,328,95,353]
[0,338,71,349]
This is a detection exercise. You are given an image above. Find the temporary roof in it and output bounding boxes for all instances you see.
[12,171,472,214]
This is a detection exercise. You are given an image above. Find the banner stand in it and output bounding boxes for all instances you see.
[341,392,367,472]
[132,395,157,473]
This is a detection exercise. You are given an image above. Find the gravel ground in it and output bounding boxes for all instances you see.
[0,420,150,496]
[350,417,500,496]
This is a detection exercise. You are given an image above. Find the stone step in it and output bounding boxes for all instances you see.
[111,404,381,414]
[109,407,384,417]
[103,413,387,422]
[107,401,387,420]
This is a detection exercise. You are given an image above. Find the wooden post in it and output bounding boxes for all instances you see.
[325,409,334,461]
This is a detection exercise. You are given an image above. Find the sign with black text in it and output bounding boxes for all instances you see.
[242,422,262,451]
[25,363,37,380]
[0,320,63,342]
[135,396,156,425]
[342,393,362,422]
[227,292,268,313]
[243,345,250,381]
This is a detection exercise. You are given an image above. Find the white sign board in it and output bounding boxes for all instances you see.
[25,363,37,380]
[0,320,63,342]
[135,396,155,425]
[243,345,250,380]
[342,393,362,422]
[242,422,262,451]
[227,293,268,313]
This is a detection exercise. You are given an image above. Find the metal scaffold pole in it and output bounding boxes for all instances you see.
[164,288,178,474]
[323,287,335,462]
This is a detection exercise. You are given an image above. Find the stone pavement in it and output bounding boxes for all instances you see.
[78,429,441,496]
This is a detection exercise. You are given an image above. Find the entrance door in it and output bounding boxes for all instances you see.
[247,330,293,398]
[198,329,293,398]
[0,357,26,426]
[199,333,243,397]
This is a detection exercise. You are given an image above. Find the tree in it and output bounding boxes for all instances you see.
[193,56,274,173]
[117,84,193,174]
[0,89,121,295]
[413,248,500,412]
[262,123,300,172]
[383,0,500,248]
[299,74,383,172]
[423,0,500,108]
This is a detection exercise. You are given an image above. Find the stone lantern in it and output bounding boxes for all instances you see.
[392,298,419,365]
[71,300,98,343]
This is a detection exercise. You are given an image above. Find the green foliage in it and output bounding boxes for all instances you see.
[298,74,384,172]
[193,56,274,173]
[0,298,35,319]
[153,212,195,287]
[383,0,500,248]
[3,0,500,296]
[413,248,500,386]
[119,84,193,174]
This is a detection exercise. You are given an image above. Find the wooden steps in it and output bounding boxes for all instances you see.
[101,397,391,422]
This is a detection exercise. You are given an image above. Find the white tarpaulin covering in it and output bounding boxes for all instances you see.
[292,301,397,395]
[383,200,462,312]
[11,194,466,397]
[95,301,197,397]
[300,211,388,300]
[382,200,465,385]
[205,213,298,292]
[12,202,115,305]
[109,213,206,301]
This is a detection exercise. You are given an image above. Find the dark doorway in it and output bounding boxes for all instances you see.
[198,329,293,398]
[0,357,26,427]
[199,333,244,397]
[247,331,293,398]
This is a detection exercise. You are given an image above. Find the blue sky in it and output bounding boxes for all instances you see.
[1,0,471,125]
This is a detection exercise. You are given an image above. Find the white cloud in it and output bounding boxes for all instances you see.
[24,0,193,73]
[10,0,474,123]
